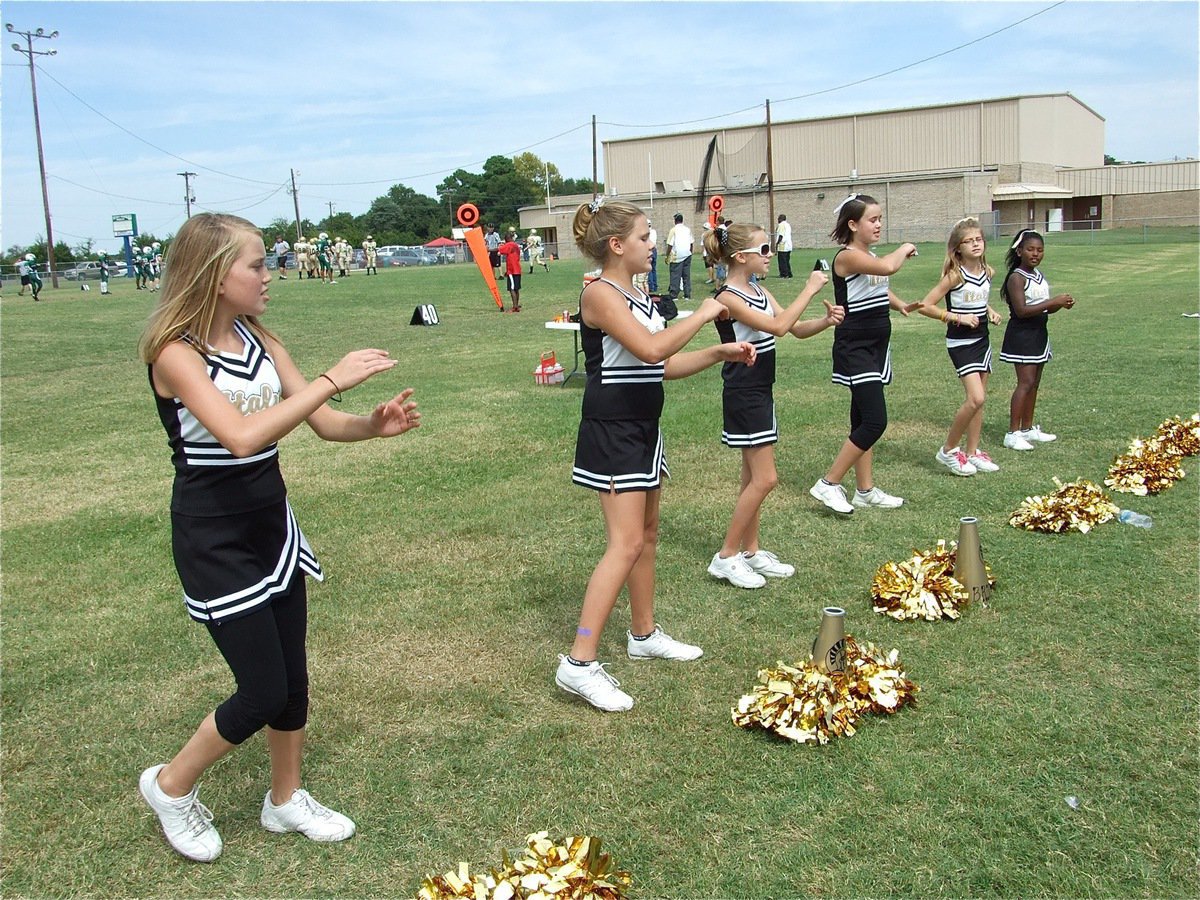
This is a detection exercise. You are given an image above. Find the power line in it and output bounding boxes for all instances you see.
[47,172,287,208]
[600,1,1066,130]
[33,63,283,186]
[303,121,593,187]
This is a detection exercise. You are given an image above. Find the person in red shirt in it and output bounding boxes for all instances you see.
[497,231,523,312]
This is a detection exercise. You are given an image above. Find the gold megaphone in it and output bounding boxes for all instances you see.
[812,606,847,674]
[954,516,991,607]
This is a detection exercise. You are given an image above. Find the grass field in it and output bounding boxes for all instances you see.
[2,239,1197,899]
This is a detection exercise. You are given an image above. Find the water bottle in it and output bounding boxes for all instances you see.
[1117,509,1153,529]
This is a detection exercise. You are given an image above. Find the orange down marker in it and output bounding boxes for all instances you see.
[457,204,503,309]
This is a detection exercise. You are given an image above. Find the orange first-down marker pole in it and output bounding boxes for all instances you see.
[457,203,503,309]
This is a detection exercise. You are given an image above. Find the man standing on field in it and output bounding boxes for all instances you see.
[666,212,693,302]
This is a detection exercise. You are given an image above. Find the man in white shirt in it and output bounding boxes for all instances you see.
[647,220,659,293]
[273,236,291,279]
[775,214,793,278]
[666,212,693,302]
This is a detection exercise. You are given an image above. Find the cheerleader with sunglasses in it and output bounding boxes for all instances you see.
[702,222,839,588]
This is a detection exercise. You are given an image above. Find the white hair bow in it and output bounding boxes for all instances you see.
[833,193,861,215]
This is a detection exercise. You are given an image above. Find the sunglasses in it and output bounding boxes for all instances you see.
[736,242,773,257]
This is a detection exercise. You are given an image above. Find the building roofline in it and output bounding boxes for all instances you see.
[603,93,1104,146]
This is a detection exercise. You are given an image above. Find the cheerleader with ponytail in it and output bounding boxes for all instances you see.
[997,229,1075,451]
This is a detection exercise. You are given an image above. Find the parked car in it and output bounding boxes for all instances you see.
[379,246,436,267]
[62,260,108,280]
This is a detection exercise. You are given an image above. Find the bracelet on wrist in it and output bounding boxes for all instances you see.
[319,372,343,403]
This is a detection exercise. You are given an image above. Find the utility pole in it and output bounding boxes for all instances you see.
[591,114,598,201]
[290,168,302,240]
[8,23,60,288]
[326,201,335,231]
[178,171,196,218]
[765,99,776,232]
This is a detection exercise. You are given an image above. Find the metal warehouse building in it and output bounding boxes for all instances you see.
[521,93,1197,260]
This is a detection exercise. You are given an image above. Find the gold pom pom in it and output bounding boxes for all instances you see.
[870,539,994,621]
[415,833,632,900]
[1105,436,1186,495]
[1155,414,1200,457]
[731,635,918,745]
[1009,478,1119,534]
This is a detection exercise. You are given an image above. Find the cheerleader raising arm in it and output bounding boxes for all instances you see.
[583,282,729,365]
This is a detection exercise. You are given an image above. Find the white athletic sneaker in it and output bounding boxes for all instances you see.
[707,552,767,589]
[260,789,356,842]
[935,446,977,477]
[742,549,795,578]
[809,479,854,514]
[139,764,223,862]
[1023,425,1057,443]
[967,450,1000,472]
[1003,431,1035,451]
[852,487,904,509]
[627,626,704,661]
[555,655,634,711]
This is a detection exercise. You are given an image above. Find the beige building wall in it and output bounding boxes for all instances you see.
[528,97,1191,259]
[1109,191,1200,228]
[1016,94,1106,168]
[603,93,1103,190]
[1057,161,1199,196]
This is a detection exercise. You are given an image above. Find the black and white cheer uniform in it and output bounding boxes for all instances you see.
[999,267,1053,365]
[830,248,893,387]
[572,279,669,492]
[945,267,993,377]
[152,320,322,624]
[714,282,777,447]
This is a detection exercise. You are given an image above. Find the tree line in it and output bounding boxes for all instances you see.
[2,153,599,270]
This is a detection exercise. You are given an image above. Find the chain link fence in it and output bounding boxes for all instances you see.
[789,215,1198,250]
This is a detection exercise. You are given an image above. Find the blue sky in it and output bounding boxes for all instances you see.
[2,0,1196,253]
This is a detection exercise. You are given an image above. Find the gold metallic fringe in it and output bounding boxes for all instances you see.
[415,833,631,900]
[1009,477,1119,534]
[1105,436,1186,495]
[1105,415,1198,495]
[1154,414,1200,457]
[870,540,994,621]
[731,635,918,745]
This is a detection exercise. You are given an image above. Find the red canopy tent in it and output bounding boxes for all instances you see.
[423,237,459,247]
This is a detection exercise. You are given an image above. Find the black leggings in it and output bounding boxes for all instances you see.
[205,577,309,745]
[849,381,888,451]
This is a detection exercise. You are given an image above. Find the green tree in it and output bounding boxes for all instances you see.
[363,184,445,244]
[25,239,77,269]
[513,152,561,192]
[558,176,600,196]
[319,212,360,245]
[71,238,97,258]
[264,217,297,240]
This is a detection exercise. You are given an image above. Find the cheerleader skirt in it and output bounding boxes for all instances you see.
[722,387,778,447]
[573,418,669,493]
[948,338,993,377]
[832,325,893,387]
[172,499,323,624]
[999,317,1052,365]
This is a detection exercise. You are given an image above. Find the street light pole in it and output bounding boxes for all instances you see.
[8,23,60,288]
